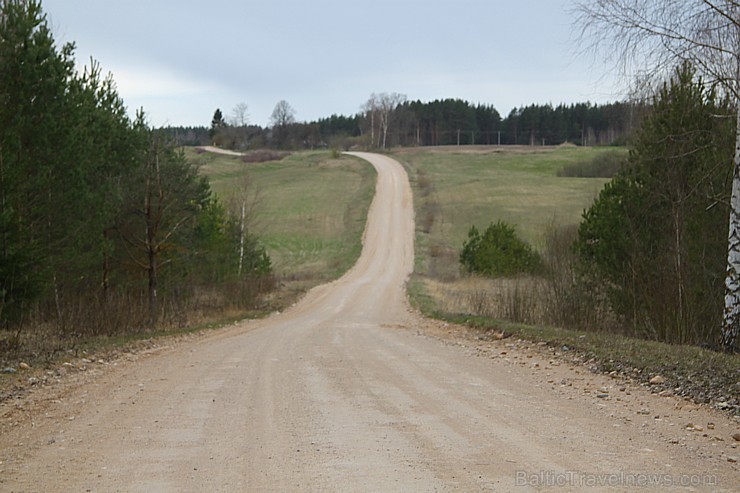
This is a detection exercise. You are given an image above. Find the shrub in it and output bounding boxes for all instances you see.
[557,150,625,178]
[460,221,543,277]
[241,150,290,164]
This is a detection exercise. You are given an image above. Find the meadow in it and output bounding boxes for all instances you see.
[392,145,616,280]
[186,148,376,302]
[189,144,618,309]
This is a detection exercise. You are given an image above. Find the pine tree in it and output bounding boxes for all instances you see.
[209,108,226,143]
[576,64,734,345]
[116,122,211,326]
[0,0,75,326]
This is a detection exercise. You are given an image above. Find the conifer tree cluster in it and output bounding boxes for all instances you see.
[576,64,734,345]
[0,1,271,338]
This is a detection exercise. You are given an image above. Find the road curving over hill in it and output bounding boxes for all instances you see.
[1,152,738,492]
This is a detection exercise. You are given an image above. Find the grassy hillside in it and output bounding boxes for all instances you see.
[392,145,618,279]
[190,144,614,284]
[187,148,376,297]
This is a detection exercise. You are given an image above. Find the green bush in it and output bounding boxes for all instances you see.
[557,150,626,178]
[460,221,543,277]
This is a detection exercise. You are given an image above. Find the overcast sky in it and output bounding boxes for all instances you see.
[41,0,619,128]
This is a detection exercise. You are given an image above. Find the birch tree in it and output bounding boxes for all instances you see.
[361,93,406,149]
[226,175,262,277]
[574,0,740,352]
[361,94,379,148]
[378,93,407,150]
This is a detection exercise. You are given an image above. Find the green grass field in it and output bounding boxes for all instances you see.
[391,145,622,279]
[186,148,376,285]
[190,144,617,286]
[394,145,616,246]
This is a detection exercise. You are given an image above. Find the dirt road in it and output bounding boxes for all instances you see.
[198,146,244,156]
[1,152,738,492]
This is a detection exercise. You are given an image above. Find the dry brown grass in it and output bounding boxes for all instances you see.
[421,276,550,325]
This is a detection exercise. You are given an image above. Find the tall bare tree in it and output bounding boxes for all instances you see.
[231,102,249,127]
[574,0,740,352]
[378,92,407,150]
[269,100,296,149]
[362,92,406,149]
[362,93,379,148]
[270,100,296,128]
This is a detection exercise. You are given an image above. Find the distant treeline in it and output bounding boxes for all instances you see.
[166,99,644,150]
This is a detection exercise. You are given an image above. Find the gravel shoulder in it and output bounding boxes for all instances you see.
[0,152,738,492]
